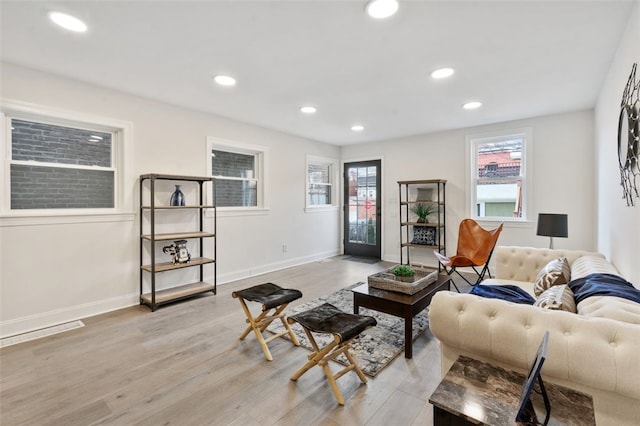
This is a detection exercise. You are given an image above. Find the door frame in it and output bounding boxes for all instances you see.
[342,157,384,259]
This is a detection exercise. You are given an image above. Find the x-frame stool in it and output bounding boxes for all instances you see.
[287,302,376,405]
[232,282,302,361]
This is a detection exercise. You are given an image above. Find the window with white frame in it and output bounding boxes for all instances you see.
[207,137,267,209]
[2,106,129,214]
[306,155,337,208]
[468,128,531,221]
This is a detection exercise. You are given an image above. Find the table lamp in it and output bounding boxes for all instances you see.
[536,213,568,249]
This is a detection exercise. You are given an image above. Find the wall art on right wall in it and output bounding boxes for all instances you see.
[618,62,640,206]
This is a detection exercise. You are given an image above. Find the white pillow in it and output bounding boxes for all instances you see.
[534,285,576,313]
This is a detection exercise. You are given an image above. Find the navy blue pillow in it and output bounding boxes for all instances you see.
[470,284,536,305]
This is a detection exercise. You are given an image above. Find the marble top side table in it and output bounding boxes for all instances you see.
[429,356,595,426]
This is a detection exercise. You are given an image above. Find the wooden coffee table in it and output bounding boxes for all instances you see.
[351,274,451,359]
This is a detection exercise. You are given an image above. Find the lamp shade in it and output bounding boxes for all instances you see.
[536,214,568,238]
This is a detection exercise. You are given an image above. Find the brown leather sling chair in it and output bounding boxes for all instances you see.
[434,219,504,292]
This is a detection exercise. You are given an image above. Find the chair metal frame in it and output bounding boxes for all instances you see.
[434,219,503,292]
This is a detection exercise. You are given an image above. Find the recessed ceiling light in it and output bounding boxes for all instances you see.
[213,75,236,86]
[48,11,87,33]
[365,0,399,19]
[431,67,455,79]
[300,106,317,114]
[351,124,365,132]
[463,101,483,110]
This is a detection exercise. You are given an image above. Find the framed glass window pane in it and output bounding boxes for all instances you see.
[307,161,332,206]
[308,183,331,205]
[211,149,258,207]
[212,150,255,178]
[214,177,257,207]
[9,118,115,210]
[471,134,525,220]
[12,119,112,167]
[306,156,336,209]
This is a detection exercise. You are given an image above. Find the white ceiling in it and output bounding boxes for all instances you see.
[0,0,635,145]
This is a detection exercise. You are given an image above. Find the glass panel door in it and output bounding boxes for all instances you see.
[343,160,381,259]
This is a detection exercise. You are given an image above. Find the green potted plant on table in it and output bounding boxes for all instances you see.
[392,265,416,282]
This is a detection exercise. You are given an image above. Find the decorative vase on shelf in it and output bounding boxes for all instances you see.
[169,185,185,206]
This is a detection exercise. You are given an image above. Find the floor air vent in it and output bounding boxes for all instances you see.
[0,320,85,348]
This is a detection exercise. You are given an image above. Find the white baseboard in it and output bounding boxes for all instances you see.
[384,253,401,264]
[217,249,340,284]
[0,251,340,339]
[0,293,138,339]
[383,252,440,269]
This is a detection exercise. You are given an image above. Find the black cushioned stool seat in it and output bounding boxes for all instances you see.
[232,283,303,361]
[288,303,377,405]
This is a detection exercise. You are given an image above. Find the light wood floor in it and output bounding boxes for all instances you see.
[0,256,471,426]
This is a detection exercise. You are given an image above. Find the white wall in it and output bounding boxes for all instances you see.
[5,4,637,336]
[0,63,340,338]
[594,0,640,286]
[341,110,597,266]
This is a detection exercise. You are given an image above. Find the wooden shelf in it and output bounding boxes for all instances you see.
[401,222,443,228]
[141,205,215,210]
[397,179,447,185]
[140,282,215,305]
[401,242,439,249]
[400,200,444,205]
[141,257,215,273]
[141,232,215,241]
[140,173,213,182]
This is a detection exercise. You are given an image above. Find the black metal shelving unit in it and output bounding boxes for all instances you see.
[398,179,446,268]
[139,174,216,311]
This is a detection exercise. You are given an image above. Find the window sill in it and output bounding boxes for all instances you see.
[0,211,135,227]
[209,207,270,218]
[305,205,339,214]
[473,218,535,229]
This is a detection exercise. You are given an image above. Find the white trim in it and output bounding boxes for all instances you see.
[305,154,339,211]
[215,207,270,218]
[475,219,535,229]
[1,112,10,211]
[0,212,135,227]
[10,159,115,172]
[304,205,340,213]
[340,155,385,256]
[0,292,138,339]
[215,249,340,285]
[0,98,134,220]
[206,136,269,213]
[465,127,532,222]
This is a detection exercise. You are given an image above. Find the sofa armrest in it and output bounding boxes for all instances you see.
[428,291,640,400]
[493,246,604,282]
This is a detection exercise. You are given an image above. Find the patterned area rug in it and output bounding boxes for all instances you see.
[267,283,429,377]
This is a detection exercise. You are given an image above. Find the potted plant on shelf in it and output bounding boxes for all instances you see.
[392,265,416,282]
[410,202,435,223]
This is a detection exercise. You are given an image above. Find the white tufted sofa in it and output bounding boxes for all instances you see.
[429,246,640,426]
